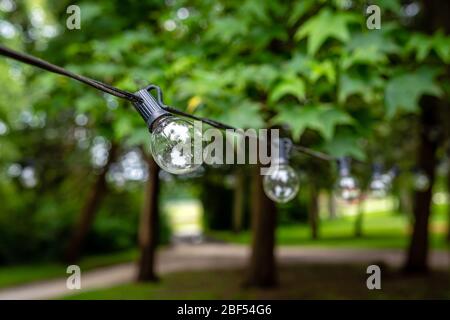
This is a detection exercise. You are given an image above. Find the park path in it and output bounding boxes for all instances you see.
[0,244,448,300]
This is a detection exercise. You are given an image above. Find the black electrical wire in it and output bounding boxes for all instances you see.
[163,106,237,131]
[167,106,340,161]
[0,45,340,162]
[0,45,142,103]
[292,145,336,162]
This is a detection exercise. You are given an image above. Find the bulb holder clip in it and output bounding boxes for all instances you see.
[337,157,351,176]
[372,163,384,177]
[132,85,170,131]
[276,138,292,165]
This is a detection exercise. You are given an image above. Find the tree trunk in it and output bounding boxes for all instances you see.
[308,184,319,239]
[232,168,245,233]
[245,166,277,288]
[354,194,365,238]
[403,0,450,272]
[137,156,161,282]
[327,191,337,220]
[447,167,450,242]
[404,97,440,273]
[65,144,118,263]
[399,189,413,216]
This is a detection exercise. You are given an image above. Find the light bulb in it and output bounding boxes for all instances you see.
[335,157,360,201]
[368,163,389,198]
[369,175,388,198]
[335,175,360,201]
[413,171,430,191]
[380,166,399,192]
[149,115,202,175]
[132,85,203,175]
[380,173,393,193]
[263,164,299,203]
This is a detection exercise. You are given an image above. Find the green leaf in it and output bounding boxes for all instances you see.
[269,76,306,103]
[432,31,450,63]
[321,131,366,160]
[376,0,402,13]
[217,101,265,129]
[207,16,248,42]
[339,72,382,103]
[385,67,442,118]
[295,8,360,55]
[319,107,355,140]
[346,30,399,54]
[343,31,398,68]
[288,0,315,26]
[239,64,279,91]
[309,60,336,84]
[405,33,434,62]
[272,104,354,140]
[240,0,271,24]
[406,31,450,63]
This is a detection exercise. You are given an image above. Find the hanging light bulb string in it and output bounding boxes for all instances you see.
[0,46,413,204]
[0,45,410,177]
[0,45,372,166]
[0,45,337,163]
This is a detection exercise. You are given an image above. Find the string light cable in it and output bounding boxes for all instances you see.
[0,45,410,203]
[0,45,333,164]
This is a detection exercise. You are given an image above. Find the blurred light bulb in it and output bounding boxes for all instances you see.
[369,174,388,198]
[335,175,360,201]
[413,171,430,191]
[369,178,387,198]
[368,164,389,198]
[263,164,299,203]
[149,115,202,175]
[335,157,360,202]
[380,173,393,193]
[380,166,399,192]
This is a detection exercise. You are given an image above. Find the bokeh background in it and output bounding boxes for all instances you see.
[0,0,449,299]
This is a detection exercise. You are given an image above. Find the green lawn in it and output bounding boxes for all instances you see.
[64,264,450,300]
[209,208,450,250]
[0,249,137,289]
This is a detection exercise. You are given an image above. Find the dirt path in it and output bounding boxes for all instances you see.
[0,244,448,300]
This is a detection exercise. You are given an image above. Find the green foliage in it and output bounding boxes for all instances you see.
[269,75,306,103]
[385,67,442,118]
[1,0,450,266]
[295,8,360,55]
[273,104,354,141]
[406,30,450,63]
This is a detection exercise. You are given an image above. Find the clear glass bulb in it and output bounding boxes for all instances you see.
[380,173,393,189]
[335,175,360,201]
[149,116,202,174]
[263,164,299,203]
[414,172,430,191]
[369,176,388,198]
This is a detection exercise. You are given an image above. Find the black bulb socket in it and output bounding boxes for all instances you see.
[132,85,170,132]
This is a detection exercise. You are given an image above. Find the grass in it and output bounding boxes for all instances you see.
[1,205,449,290]
[209,208,450,250]
[63,264,450,300]
[0,249,137,289]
